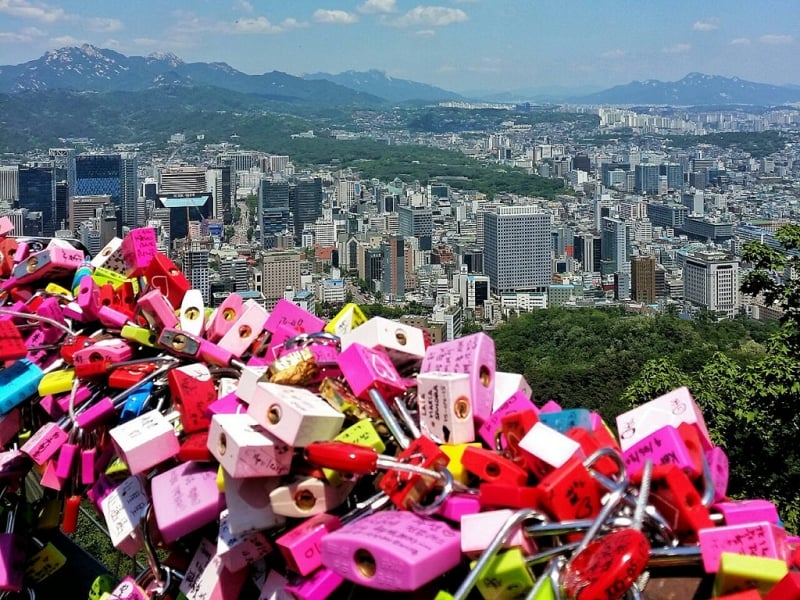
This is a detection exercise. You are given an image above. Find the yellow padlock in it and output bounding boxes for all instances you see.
[37,369,75,396]
[440,442,482,485]
[325,302,368,337]
[44,283,73,300]
[713,552,788,596]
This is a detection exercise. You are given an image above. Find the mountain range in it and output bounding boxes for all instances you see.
[1,45,800,106]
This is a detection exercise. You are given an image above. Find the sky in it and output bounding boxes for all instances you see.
[1,0,800,94]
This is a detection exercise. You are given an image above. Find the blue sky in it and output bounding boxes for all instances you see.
[1,0,799,93]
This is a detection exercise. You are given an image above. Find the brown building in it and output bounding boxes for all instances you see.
[631,255,657,304]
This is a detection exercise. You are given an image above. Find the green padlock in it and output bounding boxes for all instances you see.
[88,574,117,600]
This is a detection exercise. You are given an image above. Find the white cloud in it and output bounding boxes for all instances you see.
[85,17,123,32]
[415,29,435,37]
[132,37,160,47]
[394,6,467,27]
[0,26,43,42]
[313,9,358,24]
[730,37,750,46]
[759,34,793,45]
[0,0,66,22]
[358,0,396,13]
[234,16,283,33]
[601,49,625,59]
[692,19,718,32]
[233,0,254,13]
[50,35,85,46]
[662,43,691,54]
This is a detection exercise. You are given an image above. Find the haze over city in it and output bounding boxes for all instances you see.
[1,0,799,94]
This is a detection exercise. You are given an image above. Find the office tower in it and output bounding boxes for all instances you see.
[397,205,433,251]
[631,255,657,303]
[290,176,322,244]
[572,154,591,173]
[219,258,249,292]
[70,195,111,230]
[159,167,206,195]
[381,235,405,297]
[261,251,302,309]
[460,247,483,274]
[17,166,55,236]
[483,206,551,294]
[266,155,290,175]
[75,154,121,204]
[634,163,660,195]
[49,148,76,197]
[184,241,210,304]
[120,153,138,228]
[600,217,630,276]
[206,165,232,223]
[54,180,68,232]
[683,250,740,319]
[660,163,684,190]
[646,202,688,229]
[336,179,360,210]
[0,166,19,202]
[259,177,291,249]
[361,246,383,287]
[220,151,260,173]
[683,191,704,216]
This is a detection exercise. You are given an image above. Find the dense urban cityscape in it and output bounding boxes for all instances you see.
[1,95,799,342]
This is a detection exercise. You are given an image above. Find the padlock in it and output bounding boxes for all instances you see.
[0,359,44,415]
[320,510,461,591]
[324,302,368,337]
[168,362,217,434]
[0,319,30,362]
[0,237,18,277]
[461,446,528,486]
[706,445,730,503]
[699,521,787,572]
[222,473,285,536]
[137,289,179,330]
[535,453,610,524]
[151,461,225,544]
[54,428,80,480]
[25,537,67,585]
[205,293,244,342]
[121,227,158,277]
[564,427,620,479]
[144,253,190,309]
[0,499,26,592]
[90,237,126,273]
[207,413,292,478]
[517,421,583,478]
[12,245,85,286]
[714,552,788,597]
[492,370,534,412]
[269,476,354,518]
[266,347,321,387]
[322,420,385,486]
[0,410,21,446]
[217,300,268,357]
[100,475,149,556]
[179,288,205,337]
[264,298,324,335]
[73,338,134,368]
[108,409,180,475]
[107,576,148,600]
[246,381,344,447]
[275,513,344,576]
[180,538,248,600]
[216,509,272,572]
[538,408,593,434]
[764,571,800,599]
[37,368,75,397]
[340,315,426,374]
[109,363,157,389]
[284,567,344,600]
[461,509,537,557]
[416,371,476,444]
[420,332,496,423]
[622,424,701,479]
[478,391,536,449]
[713,499,780,526]
[21,421,69,466]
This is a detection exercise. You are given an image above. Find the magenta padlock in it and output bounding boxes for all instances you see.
[151,461,225,544]
[137,289,179,330]
[90,237,126,273]
[217,509,272,572]
[28,296,67,346]
[706,446,730,502]
[180,538,248,600]
[321,510,461,591]
[217,300,268,357]
[493,371,534,412]
[100,475,149,556]
[265,298,326,336]
[54,433,79,480]
[205,294,244,343]
[208,413,292,478]
[270,477,354,518]
[80,446,96,485]
[420,332,496,423]
[276,513,343,576]
[55,384,93,414]
[699,522,787,572]
[461,509,536,557]
[435,493,482,523]
[39,459,64,491]
[207,392,247,417]
[86,473,117,512]
[479,391,536,448]
[616,386,713,452]
[262,323,303,364]
[246,381,344,447]
[622,424,700,478]
[416,371,476,444]
[97,304,129,329]
[108,409,180,475]
[713,499,780,526]
[12,245,85,285]
[223,473,285,536]
[39,395,63,420]
[0,505,25,592]
[120,226,158,276]
[284,567,344,600]
[0,410,21,446]
[76,277,101,321]
[21,421,69,466]
[539,399,562,413]
[340,316,426,374]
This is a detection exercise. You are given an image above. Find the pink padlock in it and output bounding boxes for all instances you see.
[180,538,248,600]
[539,399,562,413]
[151,461,225,544]
[284,567,344,600]
[76,277,101,321]
[21,421,68,466]
[713,499,780,526]
[269,477,354,518]
[622,424,699,478]
[435,493,482,523]
[12,245,85,285]
[706,446,730,503]
[205,294,245,343]
[276,513,343,576]
[420,332,496,423]
[699,522,787,572]
[337,342,407,400]
[416,371,476,444]
[121,227,158,276]
[479,391,536,449]
[217,509,272,572]
[73,338,133,366]
[265,299,326,336]
[217,300,268,358]
[493,371,533,412]
[137,289,179,330]
[246,381,344,447]
[320,510,461,591]
[108,577,148,600]
[461,509,536,556]
[339,316,426,374]
[208,413,292,478]
[108,409,180,475]
[100,475,148,556]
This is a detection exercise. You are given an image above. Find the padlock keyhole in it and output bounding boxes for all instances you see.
[267,404,282,425]
[395,330,407,345]
[184,307,200,320]
[217,433,227,456]
[239,325,252,338]
[354,548,377,578]
[26,256,39,273]
[479,366,491,387]
[294,489,317,511]
[485,462,500,478]
[222,308,236,321]
[454,397,470,419]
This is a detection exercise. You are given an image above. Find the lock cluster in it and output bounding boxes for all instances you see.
[0,224,795,600]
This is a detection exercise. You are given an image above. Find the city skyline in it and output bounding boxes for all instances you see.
[0,0,798,94]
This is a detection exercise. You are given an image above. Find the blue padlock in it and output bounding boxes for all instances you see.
[539,408,593,434]
[119,382,153,423]
[0,359,44,415]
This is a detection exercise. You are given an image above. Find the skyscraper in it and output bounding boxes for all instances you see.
[184,241,210,304]
[635,163,660,195]
[0,166,18,202]
[120,153,138,228]
[483,206,551,294]
[381,235,405,297]
[75,154,121,203]
[290,176,322,244]
[631,255,657,304]
[262,251,302,309]
[600,217,630,276]
[17,166,55,236]
[259,177,291,249]
[397,205,433,251]
[49,148,76,198]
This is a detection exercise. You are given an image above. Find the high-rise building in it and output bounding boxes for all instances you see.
[259,177,291,248]
[290,176,322,244]
[75,154,121,203]
[381,235,405,297]
[54,180,69,232]
[631,255,657,304]
[49,148,76,197]
[0,166,18,202]
[647,202,688,229]
[635,163,660,195]
[183,241,210,304]
[120,153,138,228]
[219,258,249,292]
[660,163,684,190]
[483,206,551,294]
[600,217,630,276]
[159,167,206,195]
[397,205,433,251]
[683,250,739,319]
[17,166,55,236]
[261,251,302,309]
[70,195,112,231]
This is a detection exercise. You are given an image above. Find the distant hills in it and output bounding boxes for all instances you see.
[1,46,800,108]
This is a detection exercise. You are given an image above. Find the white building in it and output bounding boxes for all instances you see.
[683,250,739,319]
